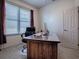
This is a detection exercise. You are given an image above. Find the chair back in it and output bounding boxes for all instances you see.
[25,27,35,37]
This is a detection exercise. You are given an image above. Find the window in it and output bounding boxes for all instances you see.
[5,3,19,34]
[5,2,31,35]
[20,9,30,33]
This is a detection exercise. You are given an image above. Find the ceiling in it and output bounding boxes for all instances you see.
[19,0,55,8]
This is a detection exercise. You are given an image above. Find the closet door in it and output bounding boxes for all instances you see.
[63,7,78,49]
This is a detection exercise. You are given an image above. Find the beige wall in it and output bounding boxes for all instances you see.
[75,0,79,7]
[3,0,40,48]
[39,0,76,39]
[75,0,79,46]
[39,0,78,48]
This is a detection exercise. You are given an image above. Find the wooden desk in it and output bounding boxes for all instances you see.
[23,33,60,59]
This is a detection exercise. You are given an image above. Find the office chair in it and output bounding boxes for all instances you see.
[21,27,35,55]
[21,27,35,42]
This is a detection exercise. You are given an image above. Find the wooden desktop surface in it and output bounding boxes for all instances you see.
[23,32,60,43]
[23,33,60,59]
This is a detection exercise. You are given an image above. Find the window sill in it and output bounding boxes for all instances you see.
[5,33,21,36]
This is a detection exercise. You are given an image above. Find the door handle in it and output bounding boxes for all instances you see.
[64,29,68,31]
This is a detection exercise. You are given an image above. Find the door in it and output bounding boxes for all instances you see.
[78,7,79,46]
[63,7,78,49]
